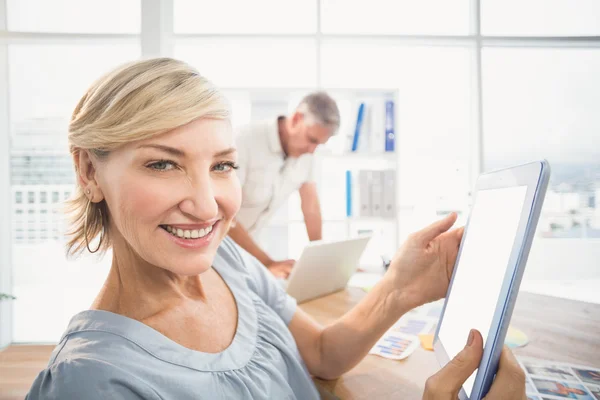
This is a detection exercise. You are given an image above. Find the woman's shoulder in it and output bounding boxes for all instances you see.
[216,237,271,288]
[216,237,249,272]
[26,341,161,400]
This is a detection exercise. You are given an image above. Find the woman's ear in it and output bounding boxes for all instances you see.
[74,149,105,202]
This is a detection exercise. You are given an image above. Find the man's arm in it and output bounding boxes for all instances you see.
[228,222,295,278]
[228,221,273,266]
[299,182,322,241]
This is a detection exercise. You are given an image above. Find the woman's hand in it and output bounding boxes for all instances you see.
[423,330,527,400]
[385,212,464,309]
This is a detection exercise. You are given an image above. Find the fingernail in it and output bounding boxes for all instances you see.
[467,329,475,347]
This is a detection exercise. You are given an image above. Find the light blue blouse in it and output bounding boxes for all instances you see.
[26,238,320,400]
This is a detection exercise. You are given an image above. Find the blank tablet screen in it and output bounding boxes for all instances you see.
[437,186,528,397]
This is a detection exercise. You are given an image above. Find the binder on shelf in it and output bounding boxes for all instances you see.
[345,170,352,217]
[382,169,396,218]
[351,102,366,152]
[358,103,372,153]
[359,170,372,217]
[385,100,395,152]
[370,170,384,217]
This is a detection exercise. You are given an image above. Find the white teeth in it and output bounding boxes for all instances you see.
[163,224,215,239]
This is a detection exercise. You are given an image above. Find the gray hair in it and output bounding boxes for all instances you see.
[296,91,340,135]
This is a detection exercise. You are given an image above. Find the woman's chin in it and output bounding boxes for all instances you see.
[152,251,216,276]
[164,261,214,276]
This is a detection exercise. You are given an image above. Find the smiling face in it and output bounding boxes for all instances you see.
[89,118,241,276]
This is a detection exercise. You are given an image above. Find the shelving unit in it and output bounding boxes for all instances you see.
[314,88,400,270]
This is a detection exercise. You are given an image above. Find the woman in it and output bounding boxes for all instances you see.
[27,58,526,400]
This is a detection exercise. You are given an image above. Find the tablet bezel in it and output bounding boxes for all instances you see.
[433,160,550,400]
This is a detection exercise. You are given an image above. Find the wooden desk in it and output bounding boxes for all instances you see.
[299,288,600,400]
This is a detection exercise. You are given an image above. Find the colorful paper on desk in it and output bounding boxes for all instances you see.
[517,356,600,400]
[369,332,419,360]
[389,316,435,336]
[371,315,435,360]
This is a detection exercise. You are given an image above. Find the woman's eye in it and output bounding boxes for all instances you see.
[214,162,239,172]
[148,160,176,171]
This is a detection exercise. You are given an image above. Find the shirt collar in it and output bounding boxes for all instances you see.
[267,117,285,156]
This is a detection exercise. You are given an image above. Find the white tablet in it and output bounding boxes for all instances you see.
[434,160,551,400]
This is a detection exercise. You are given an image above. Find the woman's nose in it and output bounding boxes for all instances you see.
[178,180,219,221]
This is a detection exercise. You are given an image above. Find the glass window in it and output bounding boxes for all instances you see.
[10,45,139,342]
[174,0,316,34]
[482,47,600,285]
[482,0,600,36]
[175,39,317,89]
[483,48,600,239]
[9,45,140,142]
[320,0,469,35]
[6,0,141,33]
[15,191,22,203]
[40,192,47,203]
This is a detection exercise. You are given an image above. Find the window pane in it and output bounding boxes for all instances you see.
[482,0,600,36]
[9,45,140,342]
[175,39,317,88]
[174,0,316,34]
[321,42,472,236]
[9,45,140,138]
[7,0,141,33]
[483,48,600,239]
[320,0,470,35]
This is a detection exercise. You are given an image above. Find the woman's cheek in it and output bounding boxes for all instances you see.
[220,177,242,217]
[120,176,179,222]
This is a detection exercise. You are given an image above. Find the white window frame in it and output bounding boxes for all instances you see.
[0,0,12,349]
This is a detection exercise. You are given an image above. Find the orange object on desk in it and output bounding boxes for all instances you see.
[419,334,435,351]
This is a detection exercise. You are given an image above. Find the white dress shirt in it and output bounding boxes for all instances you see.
[235,118,315,237]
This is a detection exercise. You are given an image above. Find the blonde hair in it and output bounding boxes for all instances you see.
[65,57,230,256]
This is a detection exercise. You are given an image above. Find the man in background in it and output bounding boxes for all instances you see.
[229,92,340,278]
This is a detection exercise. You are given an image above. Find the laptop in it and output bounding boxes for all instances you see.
[283,235,373,303]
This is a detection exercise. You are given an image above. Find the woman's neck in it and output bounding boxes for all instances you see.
[91,241,209,321]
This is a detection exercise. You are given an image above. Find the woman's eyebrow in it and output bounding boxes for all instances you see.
[214,148,237,157]
[137,144,185,157]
